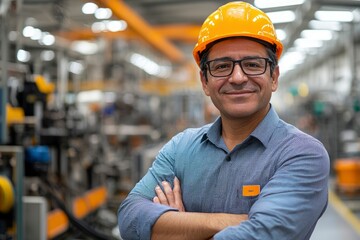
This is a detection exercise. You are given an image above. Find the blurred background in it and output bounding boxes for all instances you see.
[1,0,360,239]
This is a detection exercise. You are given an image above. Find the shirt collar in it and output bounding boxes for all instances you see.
[250,105,280,147]
[202,116,222,144]
[202,105,280,148]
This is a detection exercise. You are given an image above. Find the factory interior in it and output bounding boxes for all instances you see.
[1,0,360,239]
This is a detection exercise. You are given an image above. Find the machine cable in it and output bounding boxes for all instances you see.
[40,176,114,240]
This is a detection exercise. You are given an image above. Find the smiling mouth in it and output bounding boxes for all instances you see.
[224,89,255,95]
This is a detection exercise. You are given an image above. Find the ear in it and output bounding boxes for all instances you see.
[271,66,280,92]
[200,71,211,96]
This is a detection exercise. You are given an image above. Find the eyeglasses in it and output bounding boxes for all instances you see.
[205,57,272,77]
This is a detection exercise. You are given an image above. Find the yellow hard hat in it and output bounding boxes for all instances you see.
[193,1,283,66]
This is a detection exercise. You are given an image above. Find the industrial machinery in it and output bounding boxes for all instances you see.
[1,71,121,239]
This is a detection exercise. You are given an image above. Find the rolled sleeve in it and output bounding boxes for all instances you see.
[118,133,183,239]
[118,195,177,240]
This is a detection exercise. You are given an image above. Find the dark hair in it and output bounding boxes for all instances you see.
[199,37,278,81]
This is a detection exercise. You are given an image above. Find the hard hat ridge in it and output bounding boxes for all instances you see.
[193,1,283,66]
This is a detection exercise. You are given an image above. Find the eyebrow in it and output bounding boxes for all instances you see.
[208,56,266,62]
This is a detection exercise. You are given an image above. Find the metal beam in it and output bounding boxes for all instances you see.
[95,0,185,62]
[316,0,360,8]
[282,0,321,52]
[56,24,201,43]
[155,24,200,43]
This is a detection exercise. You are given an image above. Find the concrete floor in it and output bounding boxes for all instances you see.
[310,190,360,240]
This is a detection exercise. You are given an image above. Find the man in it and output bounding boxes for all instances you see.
[118,2,330,239]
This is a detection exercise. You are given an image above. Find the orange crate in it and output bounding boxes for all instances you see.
[334,159,360,192]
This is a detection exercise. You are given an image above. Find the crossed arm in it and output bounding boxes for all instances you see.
[151,177,248,240]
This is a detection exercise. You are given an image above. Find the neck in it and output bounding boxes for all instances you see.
[221,105,270,151]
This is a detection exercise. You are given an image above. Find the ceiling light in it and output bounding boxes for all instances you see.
[254,0,305,9]
[300,29,333,41]
[130,53,160,76]
[95,8,112,20]
[40,32,55,46]
[17,49,31,62]
[276,29,286,41]
[315,11,354,22]
[280,51,305,65]
[309,20,342,31]
[130,53,171,78]
[266,11,296,24]
[71,41,99,55]
[279,51,305,74]
[82,2,98,14]
[294,38,323,48]
[22,26,34,37]
[69,61,84,75]
[40,50,55,61]
[91,22,106,33]
[91,20,127,33]
[30,28,42,40]
[107,20,127,32]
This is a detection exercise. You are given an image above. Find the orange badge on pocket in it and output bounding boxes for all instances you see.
[242,185,260,197]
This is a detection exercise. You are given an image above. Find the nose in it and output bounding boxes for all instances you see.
[228,62,248,84]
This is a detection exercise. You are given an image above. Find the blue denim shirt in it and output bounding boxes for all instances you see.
[118,106,330,240]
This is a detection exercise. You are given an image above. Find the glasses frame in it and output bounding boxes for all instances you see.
[205,57,273,77]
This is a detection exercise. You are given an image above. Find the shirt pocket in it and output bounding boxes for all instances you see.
[233,188,259,213]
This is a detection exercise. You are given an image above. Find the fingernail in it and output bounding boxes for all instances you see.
[155,185,160,190]
[162,181,168,185]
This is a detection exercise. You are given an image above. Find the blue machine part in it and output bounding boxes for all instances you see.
[25,146,51,163]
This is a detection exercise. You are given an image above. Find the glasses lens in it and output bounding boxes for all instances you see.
[208,60,233,77]
[241,58,267,75]
[207,58,268,77]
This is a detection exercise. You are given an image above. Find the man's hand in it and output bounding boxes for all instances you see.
[153,177,185,212]
[151,177,248,240]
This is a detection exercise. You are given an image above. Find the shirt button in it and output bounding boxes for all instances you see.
[225,156,231,161]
